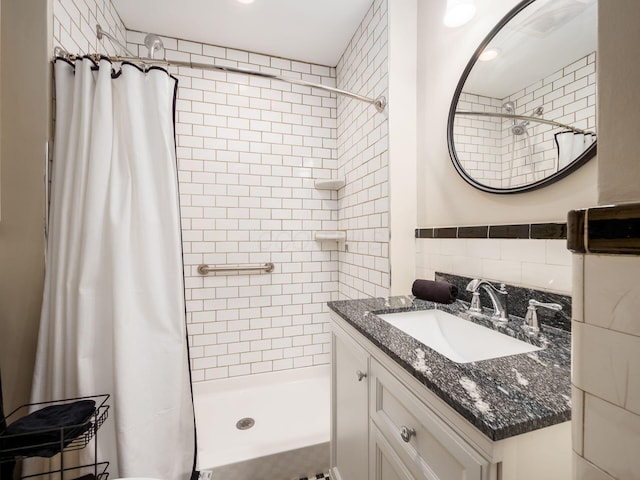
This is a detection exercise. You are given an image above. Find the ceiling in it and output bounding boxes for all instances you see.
[112,0,374,67]
[464,0,597,98]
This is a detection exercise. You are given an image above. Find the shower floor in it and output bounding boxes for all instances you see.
[193,365,330,471]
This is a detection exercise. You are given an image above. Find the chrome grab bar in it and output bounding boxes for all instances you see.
[197,263,275,275]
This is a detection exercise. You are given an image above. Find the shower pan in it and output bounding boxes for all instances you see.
[193,366,330,480]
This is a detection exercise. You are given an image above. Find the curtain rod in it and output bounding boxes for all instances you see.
[455,111,592,134]
[55,25,388,113]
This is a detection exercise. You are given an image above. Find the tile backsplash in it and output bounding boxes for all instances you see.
[416,237,572,295]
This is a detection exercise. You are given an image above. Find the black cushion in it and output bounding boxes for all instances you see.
[0,399,95,458]
[411,279,459,304]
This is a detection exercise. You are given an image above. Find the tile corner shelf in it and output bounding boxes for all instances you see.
[314,231,347,242]
[314,179,345,190]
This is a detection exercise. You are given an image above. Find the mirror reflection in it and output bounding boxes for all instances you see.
[449,0,597,192]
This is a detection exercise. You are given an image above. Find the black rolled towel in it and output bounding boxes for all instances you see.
[412,279,458,304]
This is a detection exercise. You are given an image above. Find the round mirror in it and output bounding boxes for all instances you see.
[448,0,597,193]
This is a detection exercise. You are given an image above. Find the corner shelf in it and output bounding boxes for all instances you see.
[314,231,347,242]
[314,179,345,190]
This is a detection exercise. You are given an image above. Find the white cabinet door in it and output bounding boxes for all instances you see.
[331,328,369,480]
[370,423,416,480]
[370,359,491,480]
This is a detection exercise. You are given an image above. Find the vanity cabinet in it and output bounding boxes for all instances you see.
[330,312,571,480]
[331,326,370,480]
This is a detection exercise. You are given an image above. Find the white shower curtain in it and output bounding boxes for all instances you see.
[31,58,195,479]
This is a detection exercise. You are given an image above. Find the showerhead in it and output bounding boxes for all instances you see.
[503,100,529,135]
[144,33,165,59]
[503,101,515,113]
[512,124,528,136]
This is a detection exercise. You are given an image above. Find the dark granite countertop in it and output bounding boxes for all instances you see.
[327,296,571,441]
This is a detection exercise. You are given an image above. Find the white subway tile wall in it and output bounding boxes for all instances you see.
[126,31,341,381]
[454,53,596,188]
[572,254,640,479]
[453,95,503,188]
[415,238,572,294]
[53,0,126,55]
[337,0,390,300]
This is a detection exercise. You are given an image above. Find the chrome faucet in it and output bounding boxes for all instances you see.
[523,299,563,333]
[465,279,509,322]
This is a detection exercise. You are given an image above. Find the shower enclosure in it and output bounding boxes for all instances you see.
[45,0,390,474]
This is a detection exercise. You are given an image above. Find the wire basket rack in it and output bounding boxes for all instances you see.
[0,394,110,480]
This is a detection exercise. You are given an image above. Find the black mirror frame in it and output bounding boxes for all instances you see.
[447,0,597,194]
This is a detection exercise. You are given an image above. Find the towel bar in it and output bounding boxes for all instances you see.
[197,263,275,275]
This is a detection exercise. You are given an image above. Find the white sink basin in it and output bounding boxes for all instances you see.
[377,309,541,363]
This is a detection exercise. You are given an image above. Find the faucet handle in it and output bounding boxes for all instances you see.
[465,278,481,292]
[523,299,563,333]
[528,299,562,311]
[469,291,483,313]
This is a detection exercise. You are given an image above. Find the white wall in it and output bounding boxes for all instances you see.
[0,0,125,436]
[388,0,417,295]
[597,0,640,205]
[417,0,598,227]
[0,0,50,413]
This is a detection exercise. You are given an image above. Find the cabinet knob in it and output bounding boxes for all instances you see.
[356,370,367,381]
[400,425,416,443]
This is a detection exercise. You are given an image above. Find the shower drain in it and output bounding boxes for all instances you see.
[236,417,255,430]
